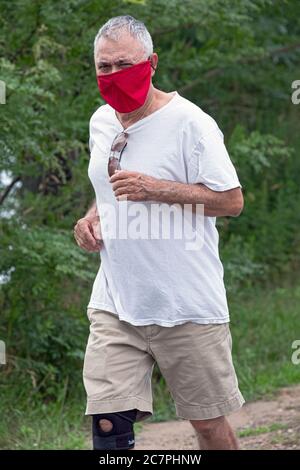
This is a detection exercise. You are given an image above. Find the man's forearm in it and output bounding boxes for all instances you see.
[150,180,243,217]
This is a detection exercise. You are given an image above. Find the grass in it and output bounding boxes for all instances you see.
[230,281,300,401]
[1,277,300,449]
[237,423,287,438]
[0,381,90,450]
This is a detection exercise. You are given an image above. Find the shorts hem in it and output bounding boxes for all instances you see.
[85,395,153,422]
[175,390,245,420]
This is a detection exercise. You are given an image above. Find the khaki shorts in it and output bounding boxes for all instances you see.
[83,308,245,422]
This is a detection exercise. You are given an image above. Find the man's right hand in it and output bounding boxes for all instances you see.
[74,216,103,252]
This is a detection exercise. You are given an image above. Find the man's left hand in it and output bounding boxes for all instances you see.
[109,170,160,201]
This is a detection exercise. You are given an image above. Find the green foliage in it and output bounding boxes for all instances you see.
[220,125,300,289]
[0,222,94,400]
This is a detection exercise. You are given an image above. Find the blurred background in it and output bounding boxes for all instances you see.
[0,0,300,449]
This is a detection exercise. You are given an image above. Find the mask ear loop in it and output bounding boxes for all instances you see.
[148,55,157,71]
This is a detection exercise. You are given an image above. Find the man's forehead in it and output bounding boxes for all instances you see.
[96,52,139,62]
[95,34,144,61]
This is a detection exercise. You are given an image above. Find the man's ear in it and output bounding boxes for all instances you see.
[150,53,158,76]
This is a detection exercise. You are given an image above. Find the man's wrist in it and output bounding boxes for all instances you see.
[81,214,99,224]
[149,179,174,202]
[84,207,99,222]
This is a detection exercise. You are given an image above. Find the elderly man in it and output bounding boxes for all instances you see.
[74,15,245,450]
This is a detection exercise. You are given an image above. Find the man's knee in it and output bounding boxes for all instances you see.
[92,409,137,450]
[190,416,226,436]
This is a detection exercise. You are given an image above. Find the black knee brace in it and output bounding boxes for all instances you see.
[92,409,137,450]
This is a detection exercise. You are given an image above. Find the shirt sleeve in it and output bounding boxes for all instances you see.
[89,135,94,154]
[187,127,242,191]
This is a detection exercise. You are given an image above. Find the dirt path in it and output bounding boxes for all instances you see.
[135,385,300,450]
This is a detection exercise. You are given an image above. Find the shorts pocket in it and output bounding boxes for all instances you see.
[87,307,95,322]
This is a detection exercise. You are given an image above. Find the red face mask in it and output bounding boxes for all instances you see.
[97,59,152,113]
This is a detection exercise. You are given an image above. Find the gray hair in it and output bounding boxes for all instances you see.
[94,15,153,57]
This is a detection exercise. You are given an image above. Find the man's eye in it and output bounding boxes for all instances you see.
[98,63,132,72]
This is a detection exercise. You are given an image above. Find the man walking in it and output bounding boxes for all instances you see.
[74,15,245,450]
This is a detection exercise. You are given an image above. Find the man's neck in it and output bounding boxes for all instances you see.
[115,85,158,129]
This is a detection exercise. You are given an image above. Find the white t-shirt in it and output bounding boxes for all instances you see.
[87,91,242,327]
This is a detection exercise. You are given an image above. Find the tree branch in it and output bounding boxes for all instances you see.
[0,176,21,206]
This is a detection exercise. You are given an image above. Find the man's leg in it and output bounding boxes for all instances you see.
[92,409,137,450]
[83,308,155,449]
[150,322,245,450]
[190,416,239,450]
